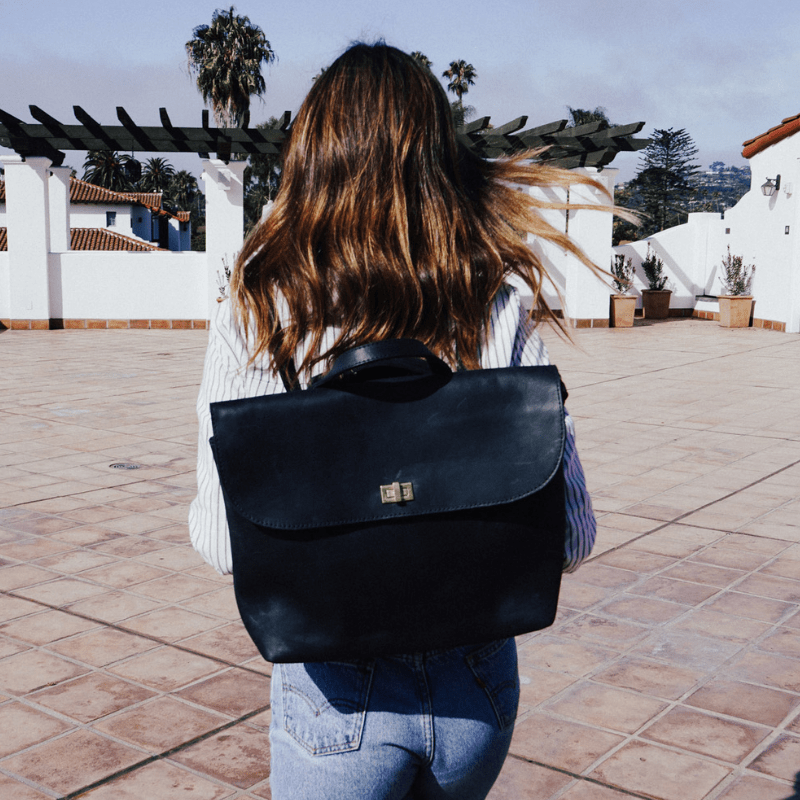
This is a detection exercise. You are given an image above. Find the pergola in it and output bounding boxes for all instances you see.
[0,106,648,169]
[1,106,647,330]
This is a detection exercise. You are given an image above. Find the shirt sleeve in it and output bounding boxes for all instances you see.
[488,286,596,573]
[188,300,283,574]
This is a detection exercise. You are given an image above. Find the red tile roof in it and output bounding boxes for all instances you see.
[0,178,187,222]
[0,227,166,252]
[70,228,166,251]
[69,179,176,218]
[742,113,800,159]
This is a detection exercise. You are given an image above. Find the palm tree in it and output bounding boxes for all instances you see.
[139,157,175,193]
[410,51,432,70]
[165,170,200,212]
[442,60,477,111]
[82,150,140,192]
[186,6,276,128]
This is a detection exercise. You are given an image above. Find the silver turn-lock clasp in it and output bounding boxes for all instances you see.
[380,481,414,504]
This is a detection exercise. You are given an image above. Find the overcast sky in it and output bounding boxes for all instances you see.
[1,0,798,183]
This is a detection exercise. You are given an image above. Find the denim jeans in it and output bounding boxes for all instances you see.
[269,638,519,799]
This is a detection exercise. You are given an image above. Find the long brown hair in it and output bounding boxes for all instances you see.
[234,42,612,376]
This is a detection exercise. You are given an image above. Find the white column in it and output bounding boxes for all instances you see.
[201,159,246,318]
[563,168,617,323]
[49,166,72,252]
[1,155,53,326]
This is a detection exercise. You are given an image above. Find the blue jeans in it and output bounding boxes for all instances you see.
[269,638,519,799]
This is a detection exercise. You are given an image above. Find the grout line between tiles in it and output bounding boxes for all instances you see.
[54,700,271,800]
[583,455,800,564]
[0,588,272,680]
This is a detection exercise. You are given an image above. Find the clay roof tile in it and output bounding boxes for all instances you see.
[69,228,166,251]
[742,113,800,159]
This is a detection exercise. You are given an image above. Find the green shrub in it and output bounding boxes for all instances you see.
[610,254,635,294]
[719,246,755,296]
[641,244,668,290]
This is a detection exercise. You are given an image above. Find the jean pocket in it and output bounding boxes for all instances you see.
[281,660,374,755]
[466,639,519,730]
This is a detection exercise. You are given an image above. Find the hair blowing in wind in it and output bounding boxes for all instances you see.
[234,42,613,376]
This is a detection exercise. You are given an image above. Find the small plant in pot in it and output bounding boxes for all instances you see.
[609,254,636,328]
[718,246,755,328]
[640,244,672,319]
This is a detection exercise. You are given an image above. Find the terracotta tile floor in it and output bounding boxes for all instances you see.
[1,318,799,799]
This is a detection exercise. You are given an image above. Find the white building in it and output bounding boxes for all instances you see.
[614,113,800,333]
[0,176,191,252]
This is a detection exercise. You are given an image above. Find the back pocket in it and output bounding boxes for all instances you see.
[281,661,374,755]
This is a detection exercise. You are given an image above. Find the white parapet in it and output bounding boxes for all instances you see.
[1,155,53,323]
[202,159,246,316]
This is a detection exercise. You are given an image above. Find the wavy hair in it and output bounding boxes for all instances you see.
[234,42,615,376]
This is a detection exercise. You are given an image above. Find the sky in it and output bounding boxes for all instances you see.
[1,0,798,184]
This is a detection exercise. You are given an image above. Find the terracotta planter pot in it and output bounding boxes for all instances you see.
[641,289,672,319]
[609,295,636,328]
[718,295,753,328]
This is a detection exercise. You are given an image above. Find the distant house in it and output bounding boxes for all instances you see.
[0,176,191,252]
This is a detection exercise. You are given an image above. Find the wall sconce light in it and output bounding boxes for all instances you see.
[761,175,781,196]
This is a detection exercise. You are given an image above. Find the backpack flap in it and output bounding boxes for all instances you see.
[210,364,565,531]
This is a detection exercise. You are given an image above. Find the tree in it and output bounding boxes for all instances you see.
[165,170,200,212]
[186,6,276,128]
[450,101,476,128]
[139,157,175,193]
[410,51,432,70]
[442,60,477,112]
[82,150,140,192]
[625,128,699,236]
[566,106,610,128]
[244,118,283,233]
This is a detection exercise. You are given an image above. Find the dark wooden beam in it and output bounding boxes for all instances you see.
[0,108,647,169]
[489,116,528,136]
[116,106,156,151]
[73,106,116,149]
[460,116,491,135]
[158,108,193,153]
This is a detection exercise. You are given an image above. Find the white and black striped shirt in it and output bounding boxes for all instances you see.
[189,284,596,574]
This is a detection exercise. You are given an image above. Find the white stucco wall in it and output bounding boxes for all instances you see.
[70,204,135,233]
[615,212,724,310]
[0,252,9,317]
[49,251,207,319]
[523,168,616,320]
[720,144,800,328]
[615,130,800,331]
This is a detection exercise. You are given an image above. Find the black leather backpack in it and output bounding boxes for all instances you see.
[210,338,566,663]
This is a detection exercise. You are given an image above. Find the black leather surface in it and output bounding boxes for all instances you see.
[209,339,568,662]
[211,364,565,529]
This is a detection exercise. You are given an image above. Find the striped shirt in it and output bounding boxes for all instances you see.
[189,283,596,575]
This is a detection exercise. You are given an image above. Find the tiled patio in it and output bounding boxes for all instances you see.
[1,317,799,800]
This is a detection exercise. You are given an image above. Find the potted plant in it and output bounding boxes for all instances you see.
[609,254,636,327]
[718,246,755,327]
[640,244,672,319]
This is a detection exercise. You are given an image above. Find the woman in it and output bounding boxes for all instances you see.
[190,42,601,800]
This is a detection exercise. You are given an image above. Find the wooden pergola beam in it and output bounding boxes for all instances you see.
[0,106,649,170]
